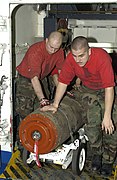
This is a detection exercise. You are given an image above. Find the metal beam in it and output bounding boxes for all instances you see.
[9,0,117,4]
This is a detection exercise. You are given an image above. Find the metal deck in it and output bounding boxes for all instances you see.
[0,149,116,180]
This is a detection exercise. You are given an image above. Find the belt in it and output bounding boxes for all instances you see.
[18,73,31,83]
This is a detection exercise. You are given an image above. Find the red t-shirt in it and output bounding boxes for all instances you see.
[16,41,64,80]
[59,48,115,90]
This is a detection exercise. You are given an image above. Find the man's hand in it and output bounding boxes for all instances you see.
[102,118,114,135]
[40,82,67,113]
[102,87,114,135]
[40,104,58,113]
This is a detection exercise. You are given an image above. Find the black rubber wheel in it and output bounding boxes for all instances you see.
[72,143,87,175]
[21,148,35,167]
[20,147,30,166]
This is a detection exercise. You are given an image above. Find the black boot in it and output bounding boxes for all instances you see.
[101,163,113,176]
[91,154,102,172]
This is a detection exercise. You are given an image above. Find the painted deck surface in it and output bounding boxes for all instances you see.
[0,150,116,180]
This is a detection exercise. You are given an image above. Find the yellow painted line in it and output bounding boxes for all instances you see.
[11,163,30,180]
[113,165,117,180]
[109,165,117,180]
[0,150,20,179]
[0,173,6,179]
[0,150,31,179]
[7,168,18,179]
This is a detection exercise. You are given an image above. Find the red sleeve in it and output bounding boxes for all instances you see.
[97,51,115,88]
[26,45,44,79]
[58,54,75,85]
[55,49,65,70]
[51,68,59,76]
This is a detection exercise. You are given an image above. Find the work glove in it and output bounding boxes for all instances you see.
[39,98,50,108]
[66,91,74,97]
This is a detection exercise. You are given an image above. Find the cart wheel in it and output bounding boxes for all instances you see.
[72,143,87,175]
[20,148,30,166]
[21,148,35,167]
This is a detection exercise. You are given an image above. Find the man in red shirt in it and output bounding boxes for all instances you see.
[41,36,117,176]
[15,31,64,118]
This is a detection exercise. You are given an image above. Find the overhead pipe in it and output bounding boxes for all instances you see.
[10,1,117,4]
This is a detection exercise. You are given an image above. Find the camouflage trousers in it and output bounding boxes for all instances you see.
[15,74,55,119]
[73,85,117,164]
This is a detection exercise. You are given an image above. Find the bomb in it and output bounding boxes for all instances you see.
[19,91,86,154]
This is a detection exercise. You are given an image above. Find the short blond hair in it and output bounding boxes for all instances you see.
[48,31,63,45]
[71,36,89,51]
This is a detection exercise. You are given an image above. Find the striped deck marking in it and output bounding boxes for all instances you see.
[15,162,32,179]
[0,149,116,180]
[109,165,117,180]
[0,150,32,179]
